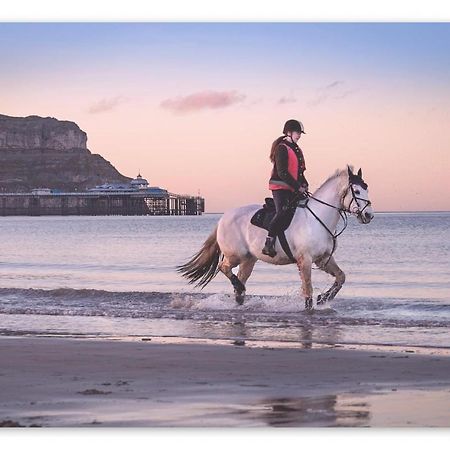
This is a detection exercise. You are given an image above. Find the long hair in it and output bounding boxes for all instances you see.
[270,135,286,162]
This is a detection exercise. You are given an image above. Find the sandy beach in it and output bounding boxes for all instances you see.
[0,336,449,427]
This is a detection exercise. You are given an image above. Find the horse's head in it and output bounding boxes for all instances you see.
[344,166,374,224]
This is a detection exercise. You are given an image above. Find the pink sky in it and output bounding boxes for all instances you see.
[1,23,449,212]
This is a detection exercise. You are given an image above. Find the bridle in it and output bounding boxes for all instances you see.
[347,183,372,222]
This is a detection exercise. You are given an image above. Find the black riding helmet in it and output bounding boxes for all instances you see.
[283,119,306,135]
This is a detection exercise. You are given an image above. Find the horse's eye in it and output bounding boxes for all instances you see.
[355,190,360,195]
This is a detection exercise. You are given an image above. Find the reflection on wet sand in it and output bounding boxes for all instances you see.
[208,316,343,350]
[230,395,370,427]
[299,326,313,349]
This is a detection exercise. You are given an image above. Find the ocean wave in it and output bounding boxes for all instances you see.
[0,287,176,302]
[0,287,449,329]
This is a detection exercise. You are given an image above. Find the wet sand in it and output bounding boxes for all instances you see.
[0,336,449,427]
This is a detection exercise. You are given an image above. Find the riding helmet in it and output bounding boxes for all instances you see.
[283,119,306,134]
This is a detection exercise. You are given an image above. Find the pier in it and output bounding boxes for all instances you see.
[0,191,204,216]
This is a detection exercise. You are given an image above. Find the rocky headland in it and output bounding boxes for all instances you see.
[0,114,131,192]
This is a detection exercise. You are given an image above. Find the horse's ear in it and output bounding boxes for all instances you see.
[357,168,362,178]
[347,166,353,176]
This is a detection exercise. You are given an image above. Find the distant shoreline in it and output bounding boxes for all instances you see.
[204,210,450,215]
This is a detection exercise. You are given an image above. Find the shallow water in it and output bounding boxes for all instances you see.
[0,212,449,348]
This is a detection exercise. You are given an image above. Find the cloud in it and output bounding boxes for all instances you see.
[278,95,297,104]
[324,80,343,90]
[160,90,246,114]
[88,96,127,114]
[308,81,355,107]
[334,90,355,100]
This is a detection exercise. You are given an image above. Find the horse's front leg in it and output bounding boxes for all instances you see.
[235,257,257,305]
[316,256,346,305]
[296,255,313,310]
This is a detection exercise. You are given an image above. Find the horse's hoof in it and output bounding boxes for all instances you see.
[305,298,313,310]
[317,294,326,305]
[235,290,245,306]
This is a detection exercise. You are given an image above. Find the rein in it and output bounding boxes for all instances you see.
[299,182,370,268]
[303,192,348,268]
[304,192,348,237]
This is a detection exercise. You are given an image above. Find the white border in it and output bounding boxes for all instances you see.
[0,1,449,447]
[0,0,450,21]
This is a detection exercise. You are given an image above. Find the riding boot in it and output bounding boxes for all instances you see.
[262,236,277,257]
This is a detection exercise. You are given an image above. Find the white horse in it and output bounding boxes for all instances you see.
[178,166,374,309]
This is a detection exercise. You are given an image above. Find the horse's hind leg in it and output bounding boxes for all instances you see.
[316,256,346,305]
[235,257,257,305]
[218,255,246,305]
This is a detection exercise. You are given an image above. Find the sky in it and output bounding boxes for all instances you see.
[1,22,449,212]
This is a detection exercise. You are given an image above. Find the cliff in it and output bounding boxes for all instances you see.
[0,114,131,192]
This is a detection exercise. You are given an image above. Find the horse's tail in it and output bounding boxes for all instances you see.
[176,226,222,289]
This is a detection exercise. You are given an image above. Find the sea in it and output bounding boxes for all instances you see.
[0,212,449,350]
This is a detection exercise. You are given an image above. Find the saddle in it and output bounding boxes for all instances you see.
[250,197,302,262]
[250,197,296,232]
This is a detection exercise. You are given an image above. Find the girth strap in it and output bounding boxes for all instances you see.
[277,231,296,263]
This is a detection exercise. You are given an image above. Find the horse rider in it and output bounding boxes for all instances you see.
[262,119,309,257]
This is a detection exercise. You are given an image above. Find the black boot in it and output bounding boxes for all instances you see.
[262,236,277,257]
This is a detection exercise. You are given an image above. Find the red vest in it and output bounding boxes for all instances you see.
[269,144,299,192]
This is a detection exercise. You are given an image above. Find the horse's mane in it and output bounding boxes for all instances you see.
[313,166,352,197]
